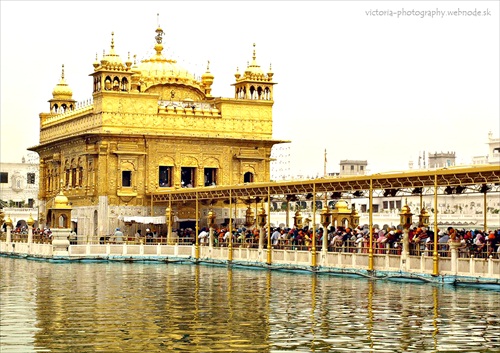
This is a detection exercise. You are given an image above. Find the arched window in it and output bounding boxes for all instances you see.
[249,86,256,99]
[113,76,120,91]
[265,87,271,100]
[105,76,112,90]
[257,86,263,99]
[121,77,128,92]
[244,172,254,183]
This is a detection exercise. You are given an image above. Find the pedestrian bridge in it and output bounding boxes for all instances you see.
[1,241,498,284]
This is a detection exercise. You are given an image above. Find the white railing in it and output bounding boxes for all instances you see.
[1,241,498,279]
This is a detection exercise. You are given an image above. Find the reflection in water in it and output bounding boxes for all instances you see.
[0,257,499,352]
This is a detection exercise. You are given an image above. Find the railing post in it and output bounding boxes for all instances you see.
[449,241,460,275]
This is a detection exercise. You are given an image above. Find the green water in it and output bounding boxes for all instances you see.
[0,257,499,352]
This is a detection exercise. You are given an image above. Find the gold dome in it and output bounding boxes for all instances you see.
[334,199,349,210]
[240,43,266,80]
[5,215,13,227]
[100,32,124,68]
[27,214,35,227]
[52,64,73,98]
[201,61,214,83]
[401,204,412,214]
[137,26,198,90]
[54,190,71,209]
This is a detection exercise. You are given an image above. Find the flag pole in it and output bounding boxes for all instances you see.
[323,148,327,177]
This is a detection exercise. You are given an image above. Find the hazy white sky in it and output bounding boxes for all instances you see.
[1,1,498,175]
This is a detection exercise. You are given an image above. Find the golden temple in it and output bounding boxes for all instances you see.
[30,22,286,237]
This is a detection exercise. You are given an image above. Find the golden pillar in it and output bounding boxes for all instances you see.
[320,194,332,256]
[432,174,439,276]
[483,191,487,232]
[267,187,272,264]
[311,185,317,267]
[368,179,374,271]
[166,200,173,245]
[257,202,267,252]
[195,192,200,260]
[228,191,233,262]
[207,208,216,250]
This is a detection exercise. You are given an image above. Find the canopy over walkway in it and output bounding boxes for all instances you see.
[151,165,500,203]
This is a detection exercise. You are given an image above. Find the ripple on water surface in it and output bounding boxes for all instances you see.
[0,257,499,352]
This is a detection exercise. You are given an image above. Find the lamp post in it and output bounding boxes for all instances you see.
[165,206,172,245]
[256,202,267,261]
[293,210,303,229]
[244,205,255,228]
[320,195,332,257]
[27,213,35,244]
[207,208,216,250]
[0,208,5,239]
[418,208,430,228]
[399,199,413,270]
[243,204,255,249]
[5,215,13,243]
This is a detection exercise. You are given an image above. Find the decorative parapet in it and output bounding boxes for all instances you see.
[41,98,94,127]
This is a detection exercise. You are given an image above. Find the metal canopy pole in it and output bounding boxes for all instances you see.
[368,178,374,271]
[311,183,317,267]
[195,191,199,260]
[432,173,439,276]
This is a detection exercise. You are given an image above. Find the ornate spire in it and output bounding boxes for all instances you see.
[155,14,164,45]
[52,64,73,98]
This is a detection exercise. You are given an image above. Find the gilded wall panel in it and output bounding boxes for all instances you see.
[202,157,220,168]
[181,155,199,166]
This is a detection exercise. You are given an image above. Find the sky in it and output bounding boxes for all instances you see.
[1,1,499,176]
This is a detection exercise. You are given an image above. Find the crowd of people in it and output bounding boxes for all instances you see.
[5,222,499,259]
[191,224,500,259]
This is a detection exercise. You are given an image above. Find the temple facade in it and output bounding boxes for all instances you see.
[30,24,285,238]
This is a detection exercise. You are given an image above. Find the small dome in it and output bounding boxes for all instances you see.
[401,204,412,214]
[27,214,35,227]
[334,199,349,210]
[52,64,73,98]
[5,215,13,227]
[101,32,124,67]
[245,43,265,76]
[201,62,214,82]
[54,190,71,209]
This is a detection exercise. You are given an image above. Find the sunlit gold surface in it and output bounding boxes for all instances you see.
[31,25,284,214]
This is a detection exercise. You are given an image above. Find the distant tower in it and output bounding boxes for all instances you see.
[428,152,456,168]
[339,160,367,176]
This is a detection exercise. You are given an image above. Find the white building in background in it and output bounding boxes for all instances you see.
[472,131,500,165]
[268,133,500,229]
[428,152,456,168]
[270,143,291,181]
[339,160,368,176]
[0,154,39,228]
